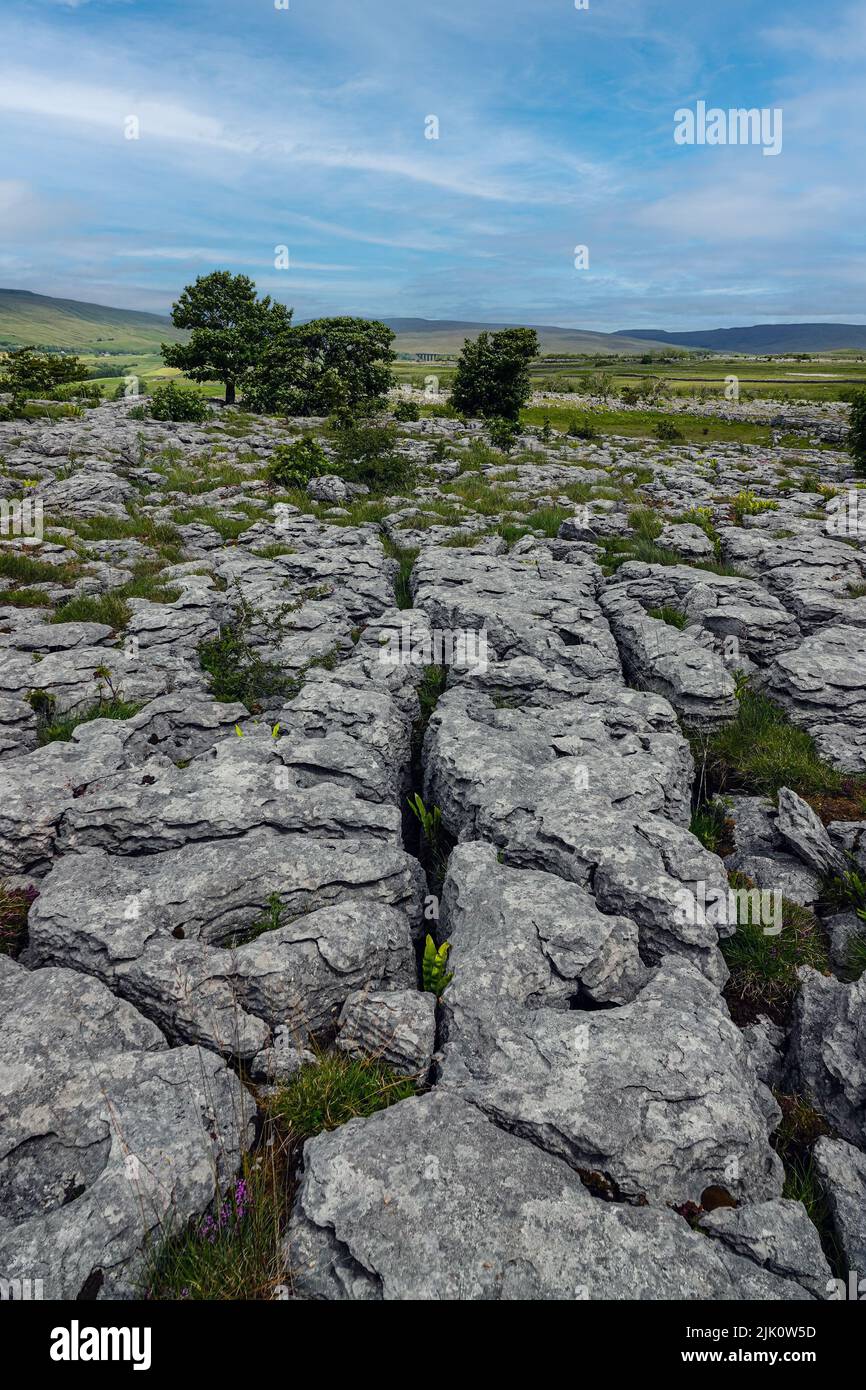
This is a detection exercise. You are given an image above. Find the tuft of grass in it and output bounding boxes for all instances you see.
[692,684,846,803]
[30,691,142,745]
[689,800,733,856]
[51,592,132,629]
[722,879,829,1022]
[0,880,37,957]
[381,537,418,609]
[649,605,687,630]
[0,588,50,609]
[144,1148,289,1302]
[223,893,288,949]
[0,551,78,587]
[268,1052,416,1142]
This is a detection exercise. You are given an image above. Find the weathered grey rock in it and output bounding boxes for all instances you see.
[607,561,800,663]
[813,1137,866,1283]
[825,912,865,973]
[742,1016,786,1090]
[698,1200,832,1300]
[287,1091,812,1300]
[57,736,401,857]
[440,843,647,1074]
[307,475,368,504]
[776,787,845,878]
[761,626,866,773]
[34,470,135,519]
[600,588,738,728]
[0,956,255,1299]
[27,831,423,1057]
[439,954,782,1205]
[657,521,716,559]
[786,968,866,1146]
[723,794,822,906]
[337,989,436,1077]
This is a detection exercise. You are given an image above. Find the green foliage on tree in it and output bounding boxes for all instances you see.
[849,389,866,478]
[243,316,396,417]
[0,347,85,398]
[161,271,292,405]
[450,327,539,421]
[149,381,210,422]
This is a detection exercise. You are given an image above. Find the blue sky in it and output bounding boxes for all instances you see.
[0,0,864,330]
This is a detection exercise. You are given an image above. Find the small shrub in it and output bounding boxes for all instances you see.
[487,417,521,453]
[653,418,683,442]
[198,618,297,712]
[149,381,210,423]
[848,388,866,478]
[567,415,598,440]
[393,398,420,422]
[266,436,328,489]
[331,418,415,493]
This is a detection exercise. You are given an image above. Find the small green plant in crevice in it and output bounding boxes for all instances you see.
[844,929,866,980]
[422,934,453,997]
[689,799,734,857]
[381,537,418,609]
[730,489,779,524]
[408,792,442,850]
[223,892,288,949]
[393,397,421,422]
[197,593,298,713]
[28,679,141,746]
[415,665,447,740]
[268,1052,416,1143]
[144,1145,289,1301]
[772,1092,843,1275]
[648,605,687,630]
[0,880,37,957]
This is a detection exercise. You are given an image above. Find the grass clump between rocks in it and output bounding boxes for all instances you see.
[268,1052,416,1142]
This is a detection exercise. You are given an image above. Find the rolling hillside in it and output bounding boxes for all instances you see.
[385,318,671,356]
[621,323,866,354]
[0,289,187,353]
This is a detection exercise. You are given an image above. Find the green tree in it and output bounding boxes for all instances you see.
[161,271,291,405]
[450,327,538,421]
[0,347,85,397]
[849,389,866,478]
[243,316,395,416]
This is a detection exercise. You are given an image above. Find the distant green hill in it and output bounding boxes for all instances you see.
[0,288,187,353]
[384,317,672,356]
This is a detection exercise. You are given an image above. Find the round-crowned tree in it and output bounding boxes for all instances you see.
[161,271,291,405]
[450,327,539,421]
